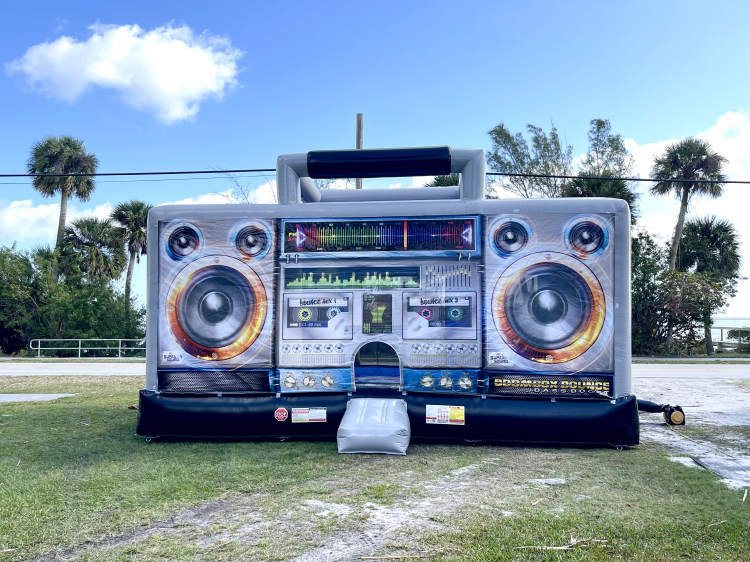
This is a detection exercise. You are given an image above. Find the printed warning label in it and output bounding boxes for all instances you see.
[291,407,327,423]
[426,405,465,425]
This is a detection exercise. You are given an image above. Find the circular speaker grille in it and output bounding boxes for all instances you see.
[493,252,605,363]
[494,221,529,255]
[569,222,604,254]
[232,221,271,260]
[167,224,201,259]
[565,217,609,258]
[236,225,269,258]
[166,256,267,360]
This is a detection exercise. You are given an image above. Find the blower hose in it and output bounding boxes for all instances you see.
[637,399,685,425]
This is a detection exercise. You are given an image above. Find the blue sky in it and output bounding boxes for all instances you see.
[1,0,750,314]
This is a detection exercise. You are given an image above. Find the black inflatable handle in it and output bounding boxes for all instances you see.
[307,146,452,179]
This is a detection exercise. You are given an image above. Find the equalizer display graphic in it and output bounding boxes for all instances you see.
[283,217,477,254]
[285,267,420,290]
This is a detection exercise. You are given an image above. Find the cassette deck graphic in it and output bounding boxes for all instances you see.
[402,293,477,340]
[282,292,353,340]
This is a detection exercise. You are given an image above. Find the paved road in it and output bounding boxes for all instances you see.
[632,363,750,378]
[633,356,750,362]
[0,362,146,377]
[1,362,749,378]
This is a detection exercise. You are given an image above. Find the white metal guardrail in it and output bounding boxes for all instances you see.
[29,338,146,358]
[713,326,750,349]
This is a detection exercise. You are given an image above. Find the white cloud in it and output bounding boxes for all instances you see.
[161,182,278,206]
[411,176,434,187]
[486,180,523,199]
[160,191,232,205]
[251,181,278,204]
[0,200,112,247]
[5,23,243,123]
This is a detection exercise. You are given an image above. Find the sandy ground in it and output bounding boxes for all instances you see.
[634,376,750,487]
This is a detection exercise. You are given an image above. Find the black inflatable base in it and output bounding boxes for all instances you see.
[137,390,639,446]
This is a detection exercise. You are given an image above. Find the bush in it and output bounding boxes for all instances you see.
[0,245,145,355]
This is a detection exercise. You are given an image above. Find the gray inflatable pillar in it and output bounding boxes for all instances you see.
[337,399,411,455]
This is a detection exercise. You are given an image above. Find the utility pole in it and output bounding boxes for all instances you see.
[355,113,363,189]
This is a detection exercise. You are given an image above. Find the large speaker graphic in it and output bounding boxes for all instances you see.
[156,218,276,392]
[484,214,614,373]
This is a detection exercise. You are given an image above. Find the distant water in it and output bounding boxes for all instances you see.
[712,317,750,341]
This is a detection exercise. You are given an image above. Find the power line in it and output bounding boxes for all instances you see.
[0,167,747,185]
[0,168,275,178]
[0,173,275,185]
[486,172,750,184]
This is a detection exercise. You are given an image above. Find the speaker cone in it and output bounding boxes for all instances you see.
[167,225,201,259]
[233,221,271,260]
[166,256,267,360]
[236,225,269,258]
[493,252,605,363]
[566,219,608,257]
[491,218,531,256]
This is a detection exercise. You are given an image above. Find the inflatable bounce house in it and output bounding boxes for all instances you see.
[137,147,640,445]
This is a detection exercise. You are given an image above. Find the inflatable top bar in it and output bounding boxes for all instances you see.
[276,146,486,204]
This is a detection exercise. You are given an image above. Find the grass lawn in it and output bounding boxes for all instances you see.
[0,358,145,363]
[1,376,748,561]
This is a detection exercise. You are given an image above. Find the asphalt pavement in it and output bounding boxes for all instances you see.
[1,362,749,378]
[631,363,750,378]
[0,362,146,377]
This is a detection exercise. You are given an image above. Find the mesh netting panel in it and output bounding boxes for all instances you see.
[158,370,271,393]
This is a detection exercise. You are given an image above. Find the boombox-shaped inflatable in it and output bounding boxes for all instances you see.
[137,147,638,445]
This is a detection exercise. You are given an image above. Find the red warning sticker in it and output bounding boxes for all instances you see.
[274,408,288,422]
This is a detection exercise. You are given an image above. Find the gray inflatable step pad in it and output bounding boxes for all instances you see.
[337,398,411,455]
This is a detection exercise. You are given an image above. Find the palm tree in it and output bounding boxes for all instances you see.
[650,138,727,271]
[27,136,99,278]
[561,173,640,224]
[678,216,741,355]
[425,174,460,187]
[62,217,127,281]
[111,200,153,305]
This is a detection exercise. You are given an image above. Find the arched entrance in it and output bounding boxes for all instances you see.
[353,341,400,389]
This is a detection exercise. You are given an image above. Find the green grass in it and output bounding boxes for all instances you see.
[0,357,145,363]
[1,376,748,561]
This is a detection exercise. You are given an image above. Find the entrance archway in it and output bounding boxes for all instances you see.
[353,342,400,389]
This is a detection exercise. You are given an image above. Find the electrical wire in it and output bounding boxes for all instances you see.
[0,174,275,185]
[486,172,750,184]
[0,168,275,178]
[0,167,748,184]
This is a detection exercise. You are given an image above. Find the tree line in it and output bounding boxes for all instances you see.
[0,136,151,355]
[0,125,742,357]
